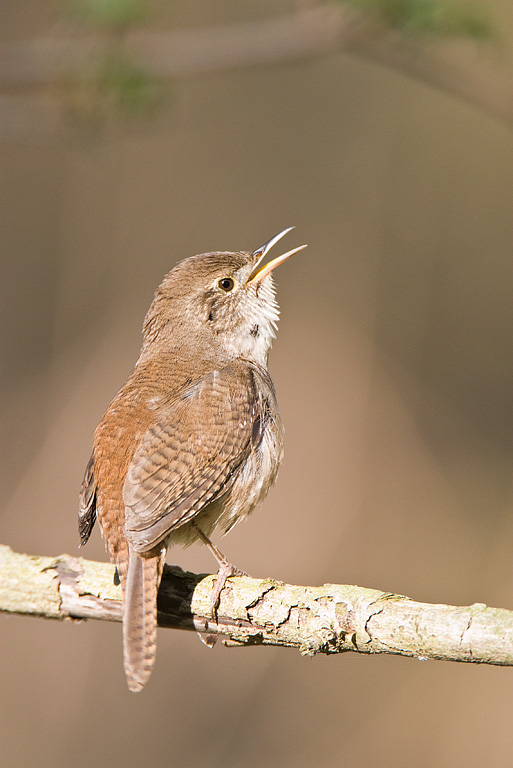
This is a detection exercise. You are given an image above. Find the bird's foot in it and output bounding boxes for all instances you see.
[190,521,249,624]
[199,560,249,648]
[211,559,249,619]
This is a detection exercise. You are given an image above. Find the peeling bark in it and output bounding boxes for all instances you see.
[1,545,512,666]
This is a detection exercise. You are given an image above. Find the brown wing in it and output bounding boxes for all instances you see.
[78,454,97,546]
[123,365,261,553]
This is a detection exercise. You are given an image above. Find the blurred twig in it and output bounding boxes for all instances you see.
[1,545,512,665]
[1,6,512,127]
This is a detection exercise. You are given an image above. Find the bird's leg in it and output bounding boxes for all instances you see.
[191,522,248,618]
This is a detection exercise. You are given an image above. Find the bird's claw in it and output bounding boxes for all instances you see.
[210,561,249,620]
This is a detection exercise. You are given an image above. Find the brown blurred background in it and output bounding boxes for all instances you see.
[2,2,513,767]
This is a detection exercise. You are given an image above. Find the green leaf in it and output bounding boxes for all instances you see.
[341,0,493,39]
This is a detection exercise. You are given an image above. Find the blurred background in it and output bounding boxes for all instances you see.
[2,1,513,766]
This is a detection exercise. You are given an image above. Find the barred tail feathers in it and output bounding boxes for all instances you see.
[123,545,164,693]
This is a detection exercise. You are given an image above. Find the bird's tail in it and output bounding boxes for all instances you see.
[123,544,165,693]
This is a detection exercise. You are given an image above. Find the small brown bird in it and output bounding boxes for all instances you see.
[78,228,306,692]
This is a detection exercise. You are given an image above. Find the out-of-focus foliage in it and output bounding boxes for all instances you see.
[63,0,162,120]
[60,0,494,123]
[71,0,147,29]
[342,0,493,39]
[64,55,162,120]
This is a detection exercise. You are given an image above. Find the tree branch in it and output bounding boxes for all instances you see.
[1,545,512,665]
[1,7,512,127]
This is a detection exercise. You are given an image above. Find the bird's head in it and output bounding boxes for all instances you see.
[142,228,307,366]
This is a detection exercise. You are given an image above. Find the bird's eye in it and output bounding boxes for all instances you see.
[218,277,235,292]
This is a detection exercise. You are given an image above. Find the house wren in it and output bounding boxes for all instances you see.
[78,228,306,692]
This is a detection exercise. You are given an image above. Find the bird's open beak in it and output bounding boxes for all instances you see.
[248,227,307,284]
